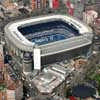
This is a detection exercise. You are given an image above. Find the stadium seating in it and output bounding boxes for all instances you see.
[18,21,80,45]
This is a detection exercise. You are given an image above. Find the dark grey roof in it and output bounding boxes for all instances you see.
[72,84,96,98]
[96,98,100,100]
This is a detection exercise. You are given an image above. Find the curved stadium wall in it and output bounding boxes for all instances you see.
[4,15,93,65]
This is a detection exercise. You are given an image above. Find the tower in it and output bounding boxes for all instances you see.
[23,52,32,73]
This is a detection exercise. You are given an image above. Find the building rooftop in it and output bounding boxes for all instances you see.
[39,73,56,84]
[33,65,72,94]
[51,63,70,75]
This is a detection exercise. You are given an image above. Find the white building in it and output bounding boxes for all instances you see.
[4,15,93,72]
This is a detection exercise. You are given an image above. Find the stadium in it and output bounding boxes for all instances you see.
[4,15,93,68]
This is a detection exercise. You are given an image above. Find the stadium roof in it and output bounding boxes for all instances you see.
[4,15,93,56]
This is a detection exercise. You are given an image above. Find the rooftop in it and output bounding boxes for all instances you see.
[33,64,72,94]
[39,73,56,84]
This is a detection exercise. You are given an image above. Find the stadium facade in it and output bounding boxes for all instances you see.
[4,15,93,72]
